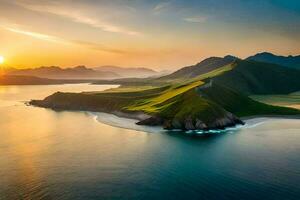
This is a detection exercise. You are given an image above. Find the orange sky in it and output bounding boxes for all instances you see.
[0,0,299,70]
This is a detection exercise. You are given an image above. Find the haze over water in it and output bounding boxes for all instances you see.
[0,84,300,200]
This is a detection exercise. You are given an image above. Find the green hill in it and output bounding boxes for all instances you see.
[93,56,236,86]
[212,60,300,95]
[198,83,300,117]
[30,79,300,130]
[158,56,236,81]
[158,57,300,95]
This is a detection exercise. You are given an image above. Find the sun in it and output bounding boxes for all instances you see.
[0,56,4,64]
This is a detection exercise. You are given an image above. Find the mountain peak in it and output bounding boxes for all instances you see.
[247,52,300,69]
[254,52,275,56]
[224,55,239,60]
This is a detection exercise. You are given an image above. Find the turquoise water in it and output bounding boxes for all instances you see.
[0,84,299,200]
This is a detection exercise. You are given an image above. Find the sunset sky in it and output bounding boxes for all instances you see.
[0,0,299,70]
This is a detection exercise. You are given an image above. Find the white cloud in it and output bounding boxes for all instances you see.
[3,26,65,43]
[14,1,142,36]
[2,25,127,54]
[153,1,171,14]
[184,16,207,23]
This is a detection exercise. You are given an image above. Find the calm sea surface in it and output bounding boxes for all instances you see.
[0,84,299,200]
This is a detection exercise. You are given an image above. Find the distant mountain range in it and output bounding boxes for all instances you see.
[246,52,300,69]
[3,52,300,91]
[94,66,159,78]
[5,65,162,80]
[6,66,120,80]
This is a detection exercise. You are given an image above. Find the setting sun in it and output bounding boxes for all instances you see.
[0,56,4,64]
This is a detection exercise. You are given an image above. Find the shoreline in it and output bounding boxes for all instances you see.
[28,82,300,132]
[88,111,300,134]
[28,98,300,134]
[29,97,245,131]
[109,110,151,121]
[88,110,300,132]
[89,111,243,134]
[29,99,300,133]
[89,111,163,134]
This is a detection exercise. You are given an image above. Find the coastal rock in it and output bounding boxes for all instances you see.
[184,117,195,130]
[136,112,244,131]
[163,120,172,129]
[171,119,182,129]
[208,112,244,129]
[195,119,208,129]
[209,117,231,129]
[136,116,163,126]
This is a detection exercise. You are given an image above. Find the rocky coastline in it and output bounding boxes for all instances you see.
[30,94,244,131]
[136,112,244,130]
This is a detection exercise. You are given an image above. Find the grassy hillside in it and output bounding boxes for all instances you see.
[213,60,300,95]
[31,79,300,130]
[93,56,236,86]
[125,80,204,113]
[158,56,236,81]
[198,84,300,117]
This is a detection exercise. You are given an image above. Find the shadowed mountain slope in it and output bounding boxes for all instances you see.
[158,56,237,81]
[212,60,300,95]
[247,52,300,69]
